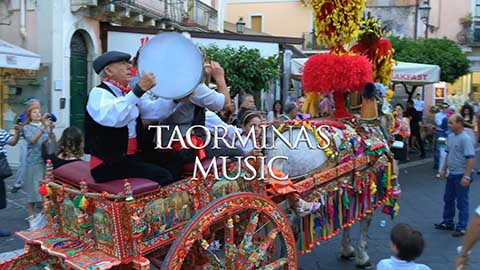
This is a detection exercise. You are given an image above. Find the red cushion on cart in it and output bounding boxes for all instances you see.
[52,160,159,195]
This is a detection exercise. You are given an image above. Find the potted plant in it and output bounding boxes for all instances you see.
[461,13,473,28]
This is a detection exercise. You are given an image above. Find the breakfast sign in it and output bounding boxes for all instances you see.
[391,62,440,85]
[291,60,440,85]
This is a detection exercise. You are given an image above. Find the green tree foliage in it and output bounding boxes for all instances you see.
[390,37,470,83]
[201,45,280,97]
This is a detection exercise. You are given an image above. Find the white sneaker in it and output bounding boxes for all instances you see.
[26,213,47,229]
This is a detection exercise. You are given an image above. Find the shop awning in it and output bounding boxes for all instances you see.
[0,39,40,70]
[391,62,440,85]
[291,58,308,77]
[291,58,441,85]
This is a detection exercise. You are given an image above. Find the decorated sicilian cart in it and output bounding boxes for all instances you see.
[0,1,402,269]
[0,114,399,270]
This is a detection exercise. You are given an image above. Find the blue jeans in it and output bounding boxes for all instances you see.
[442,173,472,230]
[434,131,446,168]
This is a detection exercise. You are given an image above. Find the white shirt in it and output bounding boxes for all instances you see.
[235,135,254,154]
[86,81,139,138]
[413,99,425,112]
[205,110,253,154]
[376,256,431,270]
[434,111,446,128]
[474,102,480,114]
[476,205,480,216]
[205,110,241,142]
[139,83,225,121]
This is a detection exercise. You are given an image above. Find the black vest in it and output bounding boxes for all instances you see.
[85,82,139,165]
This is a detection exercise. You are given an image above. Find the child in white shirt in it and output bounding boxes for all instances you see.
[377,223,431,270]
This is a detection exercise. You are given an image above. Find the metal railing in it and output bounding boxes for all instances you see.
[186,0,218,31]
[110,0,167,17]
[73,0,217,30]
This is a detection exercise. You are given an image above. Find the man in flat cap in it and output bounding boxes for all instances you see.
[85,51,174,185]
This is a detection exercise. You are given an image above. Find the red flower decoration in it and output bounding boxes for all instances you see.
[38,184,47,196]
[302,54,372,93]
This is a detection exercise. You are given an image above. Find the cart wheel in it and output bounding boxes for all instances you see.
[161,192,297,270]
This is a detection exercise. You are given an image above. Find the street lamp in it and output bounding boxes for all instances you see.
[418,0,431,38]
[236,17,246,34]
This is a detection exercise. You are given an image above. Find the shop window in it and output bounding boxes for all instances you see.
[1,67,49,129]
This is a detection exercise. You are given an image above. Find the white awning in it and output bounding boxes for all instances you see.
[291,58,441,85]
[291,58,308,77]
[0,39,40,70]
[391,62,440,85]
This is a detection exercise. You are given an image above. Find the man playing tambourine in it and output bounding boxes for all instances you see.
[85,51,174,185]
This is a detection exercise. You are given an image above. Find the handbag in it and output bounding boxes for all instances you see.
[0,153,13,179]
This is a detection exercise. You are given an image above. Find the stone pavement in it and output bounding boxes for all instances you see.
[1,156,479,269]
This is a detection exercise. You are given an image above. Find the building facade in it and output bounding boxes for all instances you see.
[1,0,221,164]
[226,0,312,37]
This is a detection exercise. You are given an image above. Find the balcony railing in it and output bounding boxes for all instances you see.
[185,0,218,31]
[72,0,217,31]
[110,0,167,17]
[458,28,480,46]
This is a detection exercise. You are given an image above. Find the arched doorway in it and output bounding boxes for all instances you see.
[70,31,88,132]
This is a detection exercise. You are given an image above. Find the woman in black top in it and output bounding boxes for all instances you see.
[52,127,83,169]
[461,104,475,128]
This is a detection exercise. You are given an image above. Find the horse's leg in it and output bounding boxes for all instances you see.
[340,226,355,259]
[355,213,373,266]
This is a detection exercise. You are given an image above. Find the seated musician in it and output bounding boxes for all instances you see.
[138,61,231,179]
[51,127,83,169]
[235,110,262,155]
[85,51,174,185]
[204,107,244,159]
[239,110,321,216]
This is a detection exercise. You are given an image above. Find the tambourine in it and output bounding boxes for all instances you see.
[138,32,204,99]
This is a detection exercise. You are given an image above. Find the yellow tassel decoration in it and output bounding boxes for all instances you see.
[79,196,89,210]
[46,184,53,197]
[370,180,377,195]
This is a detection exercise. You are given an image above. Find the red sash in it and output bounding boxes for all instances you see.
[90,138,138,169]
[171,135,206,160]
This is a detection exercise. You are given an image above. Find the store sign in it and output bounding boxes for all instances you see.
[6,55,17,65]
[392,73,429,81]
[107,31,280,59]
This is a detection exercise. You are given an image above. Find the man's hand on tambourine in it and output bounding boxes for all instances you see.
[210,61,225,81]
[137,71,156,91]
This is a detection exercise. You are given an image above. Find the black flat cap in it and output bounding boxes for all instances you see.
[93,51,131,74]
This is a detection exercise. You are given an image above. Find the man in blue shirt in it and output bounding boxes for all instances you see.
[435,114,475,237]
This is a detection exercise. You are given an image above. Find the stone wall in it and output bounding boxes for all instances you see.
[365,6,417,38]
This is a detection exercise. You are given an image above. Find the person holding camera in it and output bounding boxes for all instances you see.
[22,104,55,223]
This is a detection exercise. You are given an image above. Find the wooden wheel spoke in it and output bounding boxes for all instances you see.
[237,212,259,257]
[247,228,279,266]
[256,258,288,270]
[224,217,237,270]
[199,239,224,269]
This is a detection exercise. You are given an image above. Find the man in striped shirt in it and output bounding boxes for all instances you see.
[0,125,21,237]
